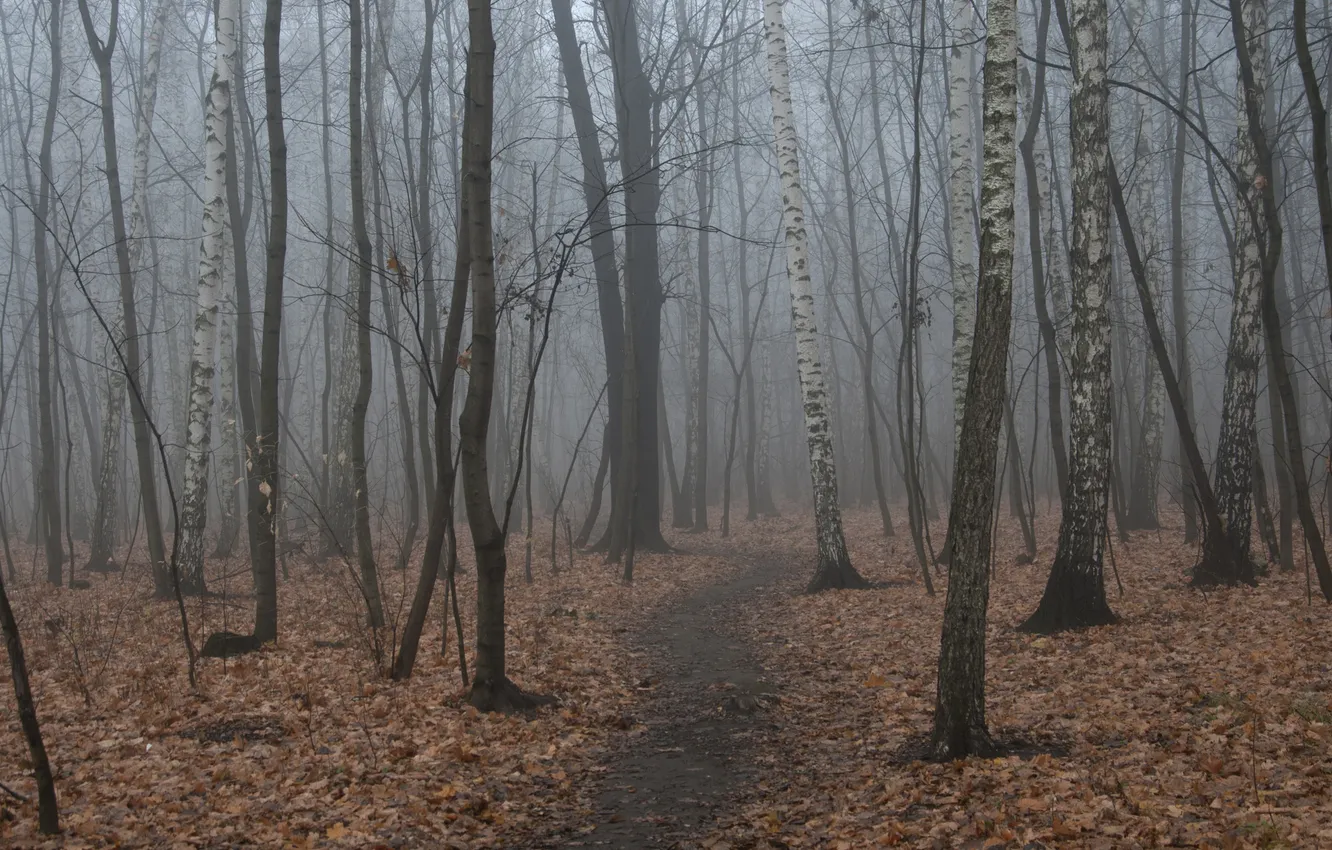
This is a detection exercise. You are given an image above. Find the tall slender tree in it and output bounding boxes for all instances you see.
[763,0,866,593]
[1021,0,1117,633]
[934,0,1018,758]
[177,0,239,594]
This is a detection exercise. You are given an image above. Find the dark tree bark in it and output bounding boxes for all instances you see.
[602,0,667,552]
[0,567,58,833]
[1017,0,1069,502]
[932,0,1017,759]
[1227,0,1332,600]
[1169,0,1198,543]
[252,0,288,645]
[348,0,384,627]
[33,0,65,586]
[460,0,549,710]
[550,0,625,542]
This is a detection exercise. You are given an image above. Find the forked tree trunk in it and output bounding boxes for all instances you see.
[934,0,1017,759]
[762,0,866,593]
[178,0,239,595]
[1021,0,1118,633]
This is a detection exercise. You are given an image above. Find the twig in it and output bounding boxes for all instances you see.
[0,779,31,803]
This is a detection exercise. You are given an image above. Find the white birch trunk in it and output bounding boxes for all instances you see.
[177,0,238,591]
[947,0,978,451]
[1212,0,1267,562]
[87,0,174,572]
[948,0,980,455]
[1022,0,1117,631]
[763,0,863,591]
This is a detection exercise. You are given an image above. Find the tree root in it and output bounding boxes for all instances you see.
[467,676,557,714]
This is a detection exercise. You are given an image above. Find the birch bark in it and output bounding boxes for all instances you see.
[1021,0,1118,632]
[762,0,865,592]
[1209,0,1266,572]
[947,0,978,453]
[177,0,238,594]
[934,0,1018,757]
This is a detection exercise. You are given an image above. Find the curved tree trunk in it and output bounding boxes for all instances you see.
[933,0,1017,758]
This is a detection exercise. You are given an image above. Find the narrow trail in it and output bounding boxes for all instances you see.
[535,548,789,848]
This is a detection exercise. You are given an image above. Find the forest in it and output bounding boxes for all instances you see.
[1,0,1331,842]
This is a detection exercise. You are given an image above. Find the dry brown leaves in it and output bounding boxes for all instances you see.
[707,510,1332,850]
[0,527,750,848]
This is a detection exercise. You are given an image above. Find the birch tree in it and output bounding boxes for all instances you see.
[1200,0,1266,585]
[934,0,1018,759]
[947,0,978,455]
[1021,0,1117,633]
[763,0,866,593]
[177,0,239,594]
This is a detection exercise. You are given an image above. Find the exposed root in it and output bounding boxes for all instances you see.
[806,560,872,593]
[468,676,558,714]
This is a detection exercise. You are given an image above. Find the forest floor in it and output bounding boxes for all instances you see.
[3,508,1332,849]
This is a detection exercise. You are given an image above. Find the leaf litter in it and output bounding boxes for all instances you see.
[3,508,1331,850]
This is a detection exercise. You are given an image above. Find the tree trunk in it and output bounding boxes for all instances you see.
[459,0,547,710]
[946,0,978,458]
[550,0,625,541]
[1170,0,1197,543]
[1017,0,1069,505]
[1121,0,1163,531]
[252,0,288,645]
[602,0,667,552]
[348,0,384,627]
[1021,0,1117,634]
[89,0,176,565]
[1208,0,1267,573]
[1227,0,1332,599]
[33,0,65,586]
[177,0,239,595]
[763,0,866,593]
[0,567,58,832]
[933,0,1016,759]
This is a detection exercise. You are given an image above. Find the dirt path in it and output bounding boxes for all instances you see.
[532,552,786,848]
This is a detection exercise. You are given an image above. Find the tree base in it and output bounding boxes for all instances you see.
[201,631,263,658]
[806,559,871,593]
[930,725,998,761]
[467,676,557,714]
[1018,600,1117,634]
[85,556,119,574]
[1190,548,1259,589]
